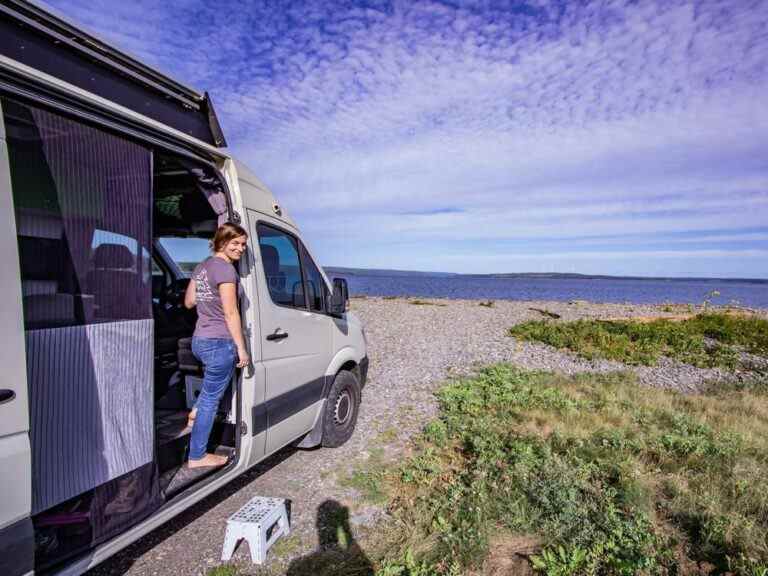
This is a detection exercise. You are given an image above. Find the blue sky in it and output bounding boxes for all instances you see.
[43,0,768,278]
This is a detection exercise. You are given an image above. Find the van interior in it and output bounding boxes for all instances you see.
[3,97,240,572]
[151,151,239,494]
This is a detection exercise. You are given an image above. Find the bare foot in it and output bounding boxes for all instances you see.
[188,453,228,469]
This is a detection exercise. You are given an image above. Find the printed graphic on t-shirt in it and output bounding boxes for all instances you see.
[195,269,216,302]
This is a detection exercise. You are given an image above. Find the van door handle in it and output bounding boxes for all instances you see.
[0,389,16,405]
[266,331,289,341]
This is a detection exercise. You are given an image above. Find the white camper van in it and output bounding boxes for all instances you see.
[0,2,368,574]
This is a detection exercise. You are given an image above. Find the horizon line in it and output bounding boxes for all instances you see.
[323,265,768,283]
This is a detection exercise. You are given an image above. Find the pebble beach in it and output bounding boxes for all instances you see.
[89,297,768,575]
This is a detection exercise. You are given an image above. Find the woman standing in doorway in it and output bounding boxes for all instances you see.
[184,222,250,468]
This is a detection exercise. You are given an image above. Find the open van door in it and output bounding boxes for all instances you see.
[0,100,34,576]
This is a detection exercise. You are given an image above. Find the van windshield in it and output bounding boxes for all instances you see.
[158,237,211,276]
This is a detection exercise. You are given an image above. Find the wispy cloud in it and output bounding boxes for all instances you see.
[42,0,768,277]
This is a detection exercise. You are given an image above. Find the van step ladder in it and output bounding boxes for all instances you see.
[221,496,290,564]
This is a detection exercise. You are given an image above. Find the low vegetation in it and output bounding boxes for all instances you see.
[508,312,768,369]
[375,365,768,575]
[206,566,242,576]
[339,447,389,505]
[206,312,768,575]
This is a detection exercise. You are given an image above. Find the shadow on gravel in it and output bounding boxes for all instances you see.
[85,445,300,575]
[286,499,373,576]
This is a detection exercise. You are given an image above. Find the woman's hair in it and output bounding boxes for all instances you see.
[211,222,248,253]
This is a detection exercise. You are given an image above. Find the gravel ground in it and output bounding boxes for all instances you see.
[88,298,767,576]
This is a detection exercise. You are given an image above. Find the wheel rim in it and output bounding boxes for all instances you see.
[333,389,352,426]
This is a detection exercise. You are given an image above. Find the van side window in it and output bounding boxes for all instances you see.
[256,223,306,309]
[2,98,153,329]
[300,244,326,313]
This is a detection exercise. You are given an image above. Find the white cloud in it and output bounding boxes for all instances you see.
[41,0,768,277]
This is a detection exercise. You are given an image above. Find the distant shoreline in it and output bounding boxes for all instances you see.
[325,266,768,284]
[348,294,768,312]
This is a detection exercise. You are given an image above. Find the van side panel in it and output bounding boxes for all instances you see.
[0,99,34,575]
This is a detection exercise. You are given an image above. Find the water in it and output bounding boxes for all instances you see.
[330,273,768,308]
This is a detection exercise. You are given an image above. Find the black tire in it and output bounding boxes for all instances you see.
[321,370,361,448]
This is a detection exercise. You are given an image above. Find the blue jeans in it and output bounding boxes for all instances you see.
[189,337,236,460]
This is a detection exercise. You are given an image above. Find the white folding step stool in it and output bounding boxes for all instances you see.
[221,496,290,564]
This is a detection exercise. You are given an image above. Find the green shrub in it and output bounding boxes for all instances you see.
[508,312,768,368]
[376,365,768,575]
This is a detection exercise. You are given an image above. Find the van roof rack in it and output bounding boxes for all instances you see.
[0,0,227,147]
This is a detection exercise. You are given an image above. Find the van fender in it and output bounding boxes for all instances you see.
[296,347,360,449]
[324,346,361,379]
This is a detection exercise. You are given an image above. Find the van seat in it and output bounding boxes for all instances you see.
[261,244,287,300]
[23,293,75,325]
[22,279,57,296]
[87,243,141,320]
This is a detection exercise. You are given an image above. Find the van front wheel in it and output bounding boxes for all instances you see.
[322,370,361,448]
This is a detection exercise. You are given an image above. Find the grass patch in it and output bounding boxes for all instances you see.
[711,378,768,396]
[375,427,399,444]
[508,312,768,368]
[409,299,448,307]
[271,534,304,558]
[205,566,241,576]
[377,365,768,575]
[339,448,389,505]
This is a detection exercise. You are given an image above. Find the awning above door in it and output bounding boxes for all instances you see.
[0,0,227,147]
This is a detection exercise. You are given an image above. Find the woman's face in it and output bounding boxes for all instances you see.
[222,235,248,261]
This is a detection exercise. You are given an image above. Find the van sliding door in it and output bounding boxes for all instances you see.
[2,97,159,569]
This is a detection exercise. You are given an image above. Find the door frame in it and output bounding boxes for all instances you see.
[0,98,34,576]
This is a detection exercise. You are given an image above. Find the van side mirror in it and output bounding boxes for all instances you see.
[329,278,348,316]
